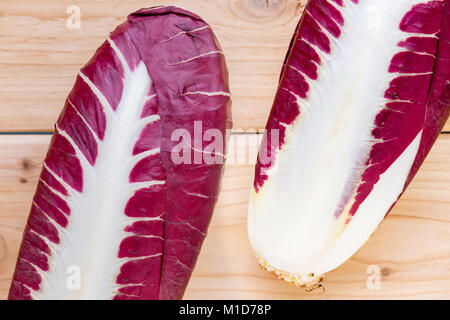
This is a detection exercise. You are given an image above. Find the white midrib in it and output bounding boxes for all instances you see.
[40,61,155,299]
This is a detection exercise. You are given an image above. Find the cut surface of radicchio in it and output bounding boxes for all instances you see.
[9,6,232,300]
[249,0,450,288]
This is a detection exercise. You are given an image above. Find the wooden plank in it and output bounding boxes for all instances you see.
[1,0,448,133]
[0,0,303,132]
[0,134,449,299]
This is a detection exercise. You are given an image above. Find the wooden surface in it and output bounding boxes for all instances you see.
[0,0,449,300]
[0,134,449,299]
[0,0,448,132]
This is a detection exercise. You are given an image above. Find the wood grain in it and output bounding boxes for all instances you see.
[0,134,449,300]
[0,0,303,132]
[1,0,448,133]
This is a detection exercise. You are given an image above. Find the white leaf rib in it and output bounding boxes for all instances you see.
[127,180,166,192]
[167,50,223,66]
[180,137,226,158]
[400,50,437,58]
[399,32,439,39]
[119,253,162,263]
[55,124,92,169]
[135,114,160,134]
[182,191,210,199]
[19,257,58,296]
[174,259,192,271]
[28,229,59,255]
[161,25,210,42]
[166,238,201,252]
[32,202,68,236]
[42,163,77,198]
[67,98,102,144]
[116,283,145,289]
[343,0,358,10]
[145,93,157,101]
[123,234,164,240]
[327,0,343,12]
[382,98,413,104]
[300,37,329,61]
[181,91,231,97]
[17,282,42,300]
[128,148,161,169]
[123,214,164,223]
[39,178,69,202]
[288,64,317,86]
[386,71,433,82]
[78,71,115,119]
[107,37,131,73]
[307,10,341,43]
[172,220,206,237]
[281,87,303,113]
[20,256,47,274]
